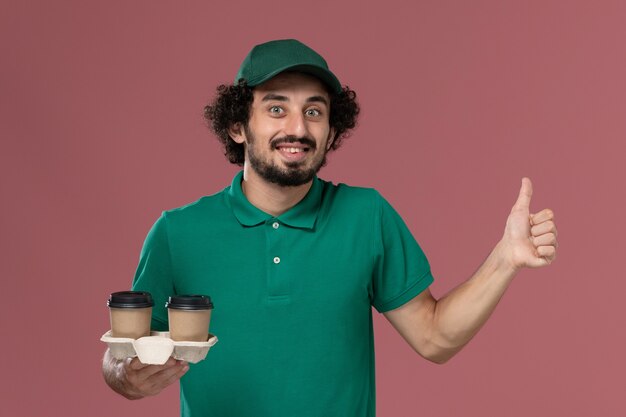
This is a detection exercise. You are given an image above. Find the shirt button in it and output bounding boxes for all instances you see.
[273,257,280,264]
[272,222,280,229]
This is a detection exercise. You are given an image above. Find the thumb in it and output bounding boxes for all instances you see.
[513,177,533,210]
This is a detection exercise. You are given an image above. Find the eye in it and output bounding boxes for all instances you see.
[269,106,284,115]
[305,108,321,117]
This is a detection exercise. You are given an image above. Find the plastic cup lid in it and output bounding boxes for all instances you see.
[107,291,154,308]
[166,295,214,310]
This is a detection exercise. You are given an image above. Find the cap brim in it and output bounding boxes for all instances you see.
[245,64,342,94]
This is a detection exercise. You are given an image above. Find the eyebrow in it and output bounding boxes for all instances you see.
[306,95,329,107]
[261,94,329,107]
[261,94,288,102]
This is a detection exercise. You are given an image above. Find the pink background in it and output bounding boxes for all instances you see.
[1,1,624,416]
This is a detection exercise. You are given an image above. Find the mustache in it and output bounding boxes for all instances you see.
[271,136,317,150]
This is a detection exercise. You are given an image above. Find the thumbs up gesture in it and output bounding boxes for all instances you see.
[500,178,558,271]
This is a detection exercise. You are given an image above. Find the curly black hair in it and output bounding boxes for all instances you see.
[204,79,360,166]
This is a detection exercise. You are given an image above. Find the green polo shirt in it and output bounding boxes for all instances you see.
[132,171,433,417]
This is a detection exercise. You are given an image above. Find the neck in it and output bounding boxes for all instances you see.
[241,164,313,217]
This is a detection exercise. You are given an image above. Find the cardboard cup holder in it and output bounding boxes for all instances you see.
[101,330,218,364]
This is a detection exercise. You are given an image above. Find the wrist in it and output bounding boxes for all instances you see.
[492,240,521,278]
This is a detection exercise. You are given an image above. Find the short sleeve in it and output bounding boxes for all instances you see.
[371,193,434,313]
[131,212,175,331]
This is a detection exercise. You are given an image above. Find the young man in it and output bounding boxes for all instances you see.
[103,39,558,416]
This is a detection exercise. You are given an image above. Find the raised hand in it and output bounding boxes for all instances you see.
[500,178,558,271]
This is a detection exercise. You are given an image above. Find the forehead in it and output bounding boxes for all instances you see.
[253,72,330,101]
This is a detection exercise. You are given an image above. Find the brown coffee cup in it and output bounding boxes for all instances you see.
[166,295,213,342]
[107,291,154,339]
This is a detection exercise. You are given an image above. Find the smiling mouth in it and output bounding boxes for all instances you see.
[275,146,310,154]
[273,142,313,162]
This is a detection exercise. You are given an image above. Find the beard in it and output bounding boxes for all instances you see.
[244,125,329,187]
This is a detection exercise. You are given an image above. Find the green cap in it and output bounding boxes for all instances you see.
[234,39,342,94]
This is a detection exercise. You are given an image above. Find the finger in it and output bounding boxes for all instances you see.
[528,256,551,268]
[532,232,557,247]
[536,245,556,260]
[158,364,190,388]
[531,208,555,224]
[146,362,189,389]
[133,357,179,379]
[126,357,150,371]
[513,177,533,210]
[531,220,556,237]
[126,361,188,397]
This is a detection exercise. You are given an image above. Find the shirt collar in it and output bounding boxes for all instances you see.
[228,171,323,230]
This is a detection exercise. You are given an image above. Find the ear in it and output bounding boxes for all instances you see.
[326,128,336,150]
[228,123,246,144]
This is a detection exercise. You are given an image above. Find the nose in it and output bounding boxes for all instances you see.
[283,112,307,138]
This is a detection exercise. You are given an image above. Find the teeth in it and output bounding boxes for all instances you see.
[281,147,303,153]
